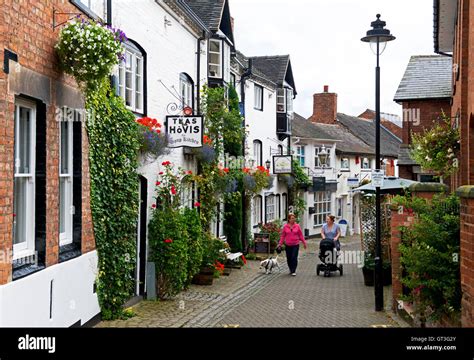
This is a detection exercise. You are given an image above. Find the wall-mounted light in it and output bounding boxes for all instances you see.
[265,159,271,170]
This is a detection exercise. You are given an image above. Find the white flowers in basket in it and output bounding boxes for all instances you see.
[56,18,126,85]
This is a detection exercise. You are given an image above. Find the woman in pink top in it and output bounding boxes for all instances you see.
[277,214,307,276]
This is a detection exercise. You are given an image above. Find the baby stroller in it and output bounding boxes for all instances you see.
[316,239,343,277]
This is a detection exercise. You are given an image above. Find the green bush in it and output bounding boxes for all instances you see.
[396,194,461,322]
[148,207,189,299]
[182,207,204,285]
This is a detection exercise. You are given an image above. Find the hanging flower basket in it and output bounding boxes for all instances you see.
[56,19,126,86]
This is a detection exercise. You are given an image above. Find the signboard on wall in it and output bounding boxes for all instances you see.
[347,178,360,188]
[312,177,326,192]
[273,155,293,174]
[165,115,203,148]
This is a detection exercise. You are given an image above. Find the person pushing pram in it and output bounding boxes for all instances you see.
[316,215,343,277]
[320,215,341,252]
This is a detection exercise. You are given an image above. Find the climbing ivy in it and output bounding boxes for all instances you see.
[86,79,141,319]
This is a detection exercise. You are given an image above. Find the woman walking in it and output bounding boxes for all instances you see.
[321,215,341,251]
[277,214,307,276]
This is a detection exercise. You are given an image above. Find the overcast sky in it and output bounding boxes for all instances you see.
[229,0,434,120]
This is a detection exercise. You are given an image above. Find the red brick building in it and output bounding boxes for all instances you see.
[435,0,474,327]
[0,0,100,326]
[358,109,403,140]
[393,55,452,182]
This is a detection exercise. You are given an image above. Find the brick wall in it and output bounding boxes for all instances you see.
[0,0,95,284]
[358,109,403,139]
[400,100,451,144]
[309,86,337,124]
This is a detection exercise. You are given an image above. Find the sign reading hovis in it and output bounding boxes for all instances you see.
[165,115,203,148]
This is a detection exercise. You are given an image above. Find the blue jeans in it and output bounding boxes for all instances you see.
[285,245,299,273]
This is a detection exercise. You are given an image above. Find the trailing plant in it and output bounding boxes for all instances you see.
[86,79,140,319]
[410,113,460,177]
[56,19,126,89]
[396,194,461,323]
[291,160,312,188]
[136,117,169,162]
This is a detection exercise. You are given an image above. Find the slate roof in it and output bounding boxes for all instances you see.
[234,50,277,89]
[397,144,418,166]
[292,113,375,156]
[394,55,452,101]
[183,0,225,31]
[337,113,402,158]
[249,55,291,86]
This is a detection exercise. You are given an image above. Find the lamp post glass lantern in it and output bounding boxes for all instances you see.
[265,159,271,170]
[361,14,395,312]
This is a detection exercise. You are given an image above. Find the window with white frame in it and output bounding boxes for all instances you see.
[341,158,350,170]
[362,157,371,170]
[253,140,262,167]
[296,146,305,167]
[286,88,293,113]
[209,39,222,78]
[60,118,74,246]
[265,195,275,222]
[180,179,196,209]
[277,88,286,113]
[13,100,36,259]
[314,191,332,227]
[254,84,263,111]
[315,145,331,168]
[253,196,262,226]
[70,0,106,18]
[282,193,288,220]
[118,44,144,113]
[180,73,194,110]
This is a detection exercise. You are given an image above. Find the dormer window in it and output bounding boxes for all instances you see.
[209,39,222,78]
[276,88,293,113]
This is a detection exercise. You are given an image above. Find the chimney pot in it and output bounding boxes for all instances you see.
[324,85,329,93]
[310,86,337,124]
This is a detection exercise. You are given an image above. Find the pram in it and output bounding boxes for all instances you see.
[316,239,343,277]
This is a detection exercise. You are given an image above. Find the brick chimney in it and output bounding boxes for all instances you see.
[310,86,338,124]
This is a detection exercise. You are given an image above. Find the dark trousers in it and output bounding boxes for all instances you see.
[285,245,299,273]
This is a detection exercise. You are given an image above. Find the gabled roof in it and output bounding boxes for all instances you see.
[292,113,375,156]
[248,55,297,94]
[394,55,452,101]
[337,113,402,158]
[184,0,234,44]
[233,50,277,89]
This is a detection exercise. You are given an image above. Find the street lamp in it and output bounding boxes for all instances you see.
[265,159,271,171]
[361,14,395,312]
[317,145,329,168]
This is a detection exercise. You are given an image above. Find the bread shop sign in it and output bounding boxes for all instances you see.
[165,115,203,148]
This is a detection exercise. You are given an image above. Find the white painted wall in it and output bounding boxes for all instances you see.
[0,251,100,327]
[245,79,290,231]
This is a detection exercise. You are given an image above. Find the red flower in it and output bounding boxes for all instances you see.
[152,204,156,209]
[171,185,177,195]
[187,170,193,175]
[159,172,164,175]
[164,239,173,244]
[194,202,201,207]
[243,167,250,174]
[162,161,171,166]
[203,135,212,145]
[223,168,229,173]
[156,181,161,186]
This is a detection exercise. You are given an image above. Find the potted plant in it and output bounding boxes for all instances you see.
[362,254,392,286]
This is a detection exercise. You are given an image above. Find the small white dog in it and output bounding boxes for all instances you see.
[260,255,281,274]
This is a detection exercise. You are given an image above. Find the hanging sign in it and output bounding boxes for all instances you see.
[273,155,293,174]
[165,115,203,148]
[372,170,384,188]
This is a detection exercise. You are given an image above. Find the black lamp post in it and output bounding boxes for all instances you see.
[361,14,395,312]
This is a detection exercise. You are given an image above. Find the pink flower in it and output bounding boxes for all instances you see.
[194,202,201,207]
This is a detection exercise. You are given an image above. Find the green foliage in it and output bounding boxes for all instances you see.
[291,196,306,224]
[200,233,226,268]
[397,194,461,322]
[148,207,189,299]
[291,160,312,187]
[182,207,204,285]
[224,193,243,252]
[411,113,460,177]
[86,79,140,320]
[224,85,244,156]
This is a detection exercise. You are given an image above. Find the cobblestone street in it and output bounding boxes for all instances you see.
[97,236,409,328]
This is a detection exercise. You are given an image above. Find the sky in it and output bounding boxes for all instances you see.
[229,0,435,120]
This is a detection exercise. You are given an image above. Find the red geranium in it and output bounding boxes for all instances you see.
[151,204,156,209]
[194,202,201,207]
[171,185,177,195]
[164,239,173,244]
[187,170,193,175]
[223,168,230,173]
[162,161,171,166]
[156,181,161,186]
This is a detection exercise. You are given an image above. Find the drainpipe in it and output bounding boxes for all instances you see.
[106,0,112,26]
[196,31,206,114]
[240,59,252,253]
